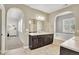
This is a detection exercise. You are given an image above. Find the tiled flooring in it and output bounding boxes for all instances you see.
[4,33,72,55]
[4,39,64,55]
[6,37,23,50]
[5,44,60,55]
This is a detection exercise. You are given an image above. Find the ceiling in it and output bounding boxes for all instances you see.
[26,4,70,13]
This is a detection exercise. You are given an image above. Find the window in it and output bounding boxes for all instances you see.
[63,17,75,33]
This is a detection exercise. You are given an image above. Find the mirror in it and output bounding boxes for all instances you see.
[29,19,44,33]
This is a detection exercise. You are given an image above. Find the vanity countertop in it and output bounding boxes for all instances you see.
[29,32,53,36]
[61,36,79,52]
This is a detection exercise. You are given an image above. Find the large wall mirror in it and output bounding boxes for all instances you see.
[29,19,44,33]
[29,15,45,33]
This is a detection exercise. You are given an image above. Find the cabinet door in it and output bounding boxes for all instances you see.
[48,34,53,44]
[38,35,44,47]
[29,35,32,48]
[29,35,38,49]
[44,36,50,45]
[44,34,53,45]
[32,36,38,49]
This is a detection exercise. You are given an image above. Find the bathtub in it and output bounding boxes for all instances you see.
[54,33,74,41]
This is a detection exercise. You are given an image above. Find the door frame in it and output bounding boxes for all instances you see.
[0,4,6,54]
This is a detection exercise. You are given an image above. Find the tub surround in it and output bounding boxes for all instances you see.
[60,36,79,55]
[29,32,54,49]
[54,33,74,41]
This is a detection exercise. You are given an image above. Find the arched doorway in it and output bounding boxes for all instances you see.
[6,8,24,50]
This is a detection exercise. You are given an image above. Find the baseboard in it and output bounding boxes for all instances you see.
[0,50,6,55]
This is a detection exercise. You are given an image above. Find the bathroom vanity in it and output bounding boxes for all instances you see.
[60,37,79,55]
[29,33,54,49]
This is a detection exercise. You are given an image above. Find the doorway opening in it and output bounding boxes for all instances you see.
[6,8,24,50]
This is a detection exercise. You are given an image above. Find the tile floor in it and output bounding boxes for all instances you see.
[5,39,64,55]
[6,37,23,50]
[5,44,60,55]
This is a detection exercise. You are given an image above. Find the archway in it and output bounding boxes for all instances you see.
[54,11,75,41]
[6,7,24,50]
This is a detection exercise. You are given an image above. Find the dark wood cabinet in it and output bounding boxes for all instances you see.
[60,46,79,55]
[38,35,44,47]
[44,34,53,45]
[29,34,53,50]
[29,35,38,49]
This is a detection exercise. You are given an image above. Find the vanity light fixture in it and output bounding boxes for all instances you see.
[36,15,45,21]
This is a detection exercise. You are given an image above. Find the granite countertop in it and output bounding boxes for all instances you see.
[29,32,53,36]
[61,36,79,52]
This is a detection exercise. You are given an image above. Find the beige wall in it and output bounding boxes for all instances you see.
[48,5,79,36]
[3,4,79,51]
[4,4,79,49]
[4,4,49,48]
